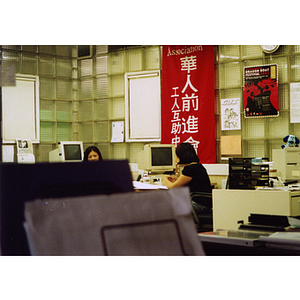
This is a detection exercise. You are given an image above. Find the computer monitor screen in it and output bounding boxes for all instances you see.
[64,144,82,161]
[138,144,176,173]
[49,141,84,162]
[151,147,173,166]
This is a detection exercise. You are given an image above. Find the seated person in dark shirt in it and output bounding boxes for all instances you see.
[162,142,212,215]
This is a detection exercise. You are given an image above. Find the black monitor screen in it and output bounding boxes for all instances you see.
[151,147,173,166]
[64,144,82,161]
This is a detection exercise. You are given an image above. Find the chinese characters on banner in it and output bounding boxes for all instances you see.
[221,98,241,131]
[243,64,279,118]
[161,46,215,163]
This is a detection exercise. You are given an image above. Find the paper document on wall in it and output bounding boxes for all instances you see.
[290,83,300,123]
[2,145,14,162]
[16,139,33,154]
[221,98,241,130]
[111,121,124,142]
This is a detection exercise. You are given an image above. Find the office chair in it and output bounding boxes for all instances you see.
[23,187,205,256]
[190,192,213,232]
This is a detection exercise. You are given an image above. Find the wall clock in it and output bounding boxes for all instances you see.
[260,45,280,53]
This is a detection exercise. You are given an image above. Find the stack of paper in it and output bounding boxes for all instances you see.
[288,216,300,228]
[259,232,300,247]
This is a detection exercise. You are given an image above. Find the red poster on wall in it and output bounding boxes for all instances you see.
[243,64,279,118]
[161,45,215,164]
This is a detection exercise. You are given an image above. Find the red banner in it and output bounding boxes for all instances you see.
[161,45,215,164]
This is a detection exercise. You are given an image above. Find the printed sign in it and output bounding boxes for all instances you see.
[243,64,279,118]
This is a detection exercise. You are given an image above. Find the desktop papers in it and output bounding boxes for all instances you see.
[287,216,300,228]
[259,232,300,247]
[133,181,168,190]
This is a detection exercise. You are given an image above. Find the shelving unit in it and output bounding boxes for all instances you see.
[228,157,269,189]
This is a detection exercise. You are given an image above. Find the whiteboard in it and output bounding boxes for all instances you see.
[2,74,40,143]
[125,71,161,142]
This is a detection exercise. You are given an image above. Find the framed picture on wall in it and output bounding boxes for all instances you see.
[243,64,279,118]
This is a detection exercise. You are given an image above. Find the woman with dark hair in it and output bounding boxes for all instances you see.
[83,146,103,162]
[162,142,212,214]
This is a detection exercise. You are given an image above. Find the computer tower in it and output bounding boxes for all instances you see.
[272,148,300,182]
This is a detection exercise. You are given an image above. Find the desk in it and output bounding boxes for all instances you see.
[213,189,300,231]
[198,230,300,255]
[200,239,300,255]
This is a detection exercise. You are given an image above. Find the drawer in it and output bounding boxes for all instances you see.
[291,195,300,216]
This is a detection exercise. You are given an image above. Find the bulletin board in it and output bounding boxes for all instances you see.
[125,71,161,142]
[2,74,40,143]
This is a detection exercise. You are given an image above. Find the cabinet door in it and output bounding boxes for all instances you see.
[213,190,292,231]
[291,194,300,215]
